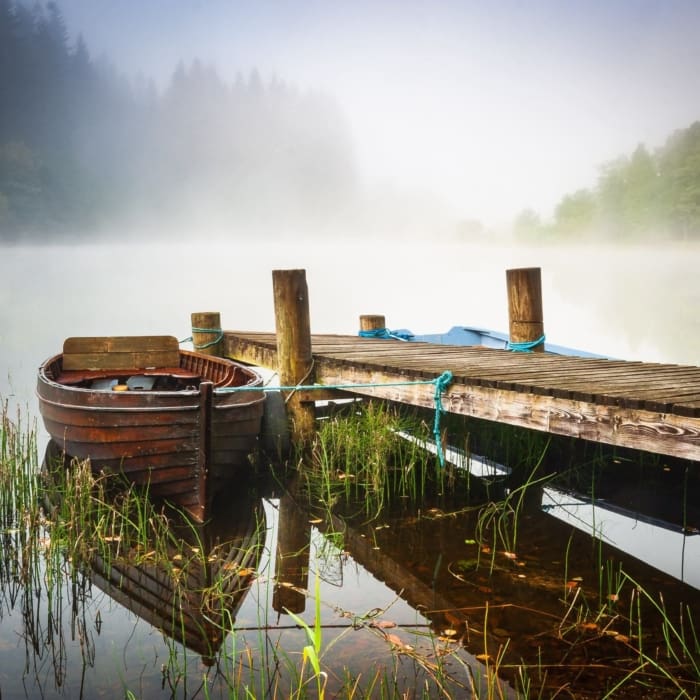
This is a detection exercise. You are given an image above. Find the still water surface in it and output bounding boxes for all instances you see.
[1,239,699,697]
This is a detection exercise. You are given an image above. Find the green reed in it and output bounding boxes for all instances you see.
[307,402,456,519]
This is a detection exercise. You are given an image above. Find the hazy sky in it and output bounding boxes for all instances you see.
[58,0,700,225]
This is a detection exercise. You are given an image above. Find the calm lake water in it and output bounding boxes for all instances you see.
[1,238,699,698]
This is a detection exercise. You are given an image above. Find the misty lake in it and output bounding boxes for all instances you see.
[1,238,699,698]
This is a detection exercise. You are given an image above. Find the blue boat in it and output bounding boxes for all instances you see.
[364,325,607,359]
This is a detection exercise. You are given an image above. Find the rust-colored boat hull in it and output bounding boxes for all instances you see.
[37,345,266,522]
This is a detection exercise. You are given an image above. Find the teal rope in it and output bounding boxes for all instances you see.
[507,334,545,352]
[219,370,455,467]
[180,327,224,350]
[359,328,414,341]
[432,370,453,467]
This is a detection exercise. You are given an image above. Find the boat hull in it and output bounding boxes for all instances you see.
[37,346,265,521]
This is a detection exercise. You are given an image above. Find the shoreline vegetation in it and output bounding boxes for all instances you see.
[1,399,699,698]
[1,2,699,244]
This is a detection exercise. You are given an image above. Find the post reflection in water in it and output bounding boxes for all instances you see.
[272,489,311,615]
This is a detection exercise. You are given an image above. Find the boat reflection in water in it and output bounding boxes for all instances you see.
[542,486,700,589]
[88,480,267,663]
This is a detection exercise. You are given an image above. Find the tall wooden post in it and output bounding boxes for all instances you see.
[191,311,223,357]
[506,267,545,352]
[359,314,386,333]
[272,269,316,445]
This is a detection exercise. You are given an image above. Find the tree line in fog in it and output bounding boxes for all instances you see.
[0,1,357,240]
[515,122,700,242]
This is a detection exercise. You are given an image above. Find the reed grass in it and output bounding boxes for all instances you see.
[3,400,699,698]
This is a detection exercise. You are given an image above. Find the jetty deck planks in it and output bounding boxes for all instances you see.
[223,331,700,462]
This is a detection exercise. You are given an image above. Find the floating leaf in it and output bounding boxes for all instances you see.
[475,653,492,662]
[502,551,517,559]
[370,620,396,629]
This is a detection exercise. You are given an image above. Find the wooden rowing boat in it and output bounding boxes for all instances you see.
[37,335,266,522]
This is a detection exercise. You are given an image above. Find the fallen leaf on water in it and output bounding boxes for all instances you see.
[369,620,396,629]
[502,551,517,559]
[614,634,630,643]
[475,653,492,662]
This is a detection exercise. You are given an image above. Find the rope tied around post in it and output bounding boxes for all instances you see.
[507,334,545,352]
[218,369,455,467]
[180,327,224,350]
[358,328,414,341]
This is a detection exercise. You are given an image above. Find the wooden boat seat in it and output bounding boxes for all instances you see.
[56,367,200,386]
[62,335,182,371]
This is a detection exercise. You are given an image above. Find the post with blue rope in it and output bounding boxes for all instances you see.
[506,267,545,353]
[190,311,224,357]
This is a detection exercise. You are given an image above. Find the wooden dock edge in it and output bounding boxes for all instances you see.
[223,333,700,463]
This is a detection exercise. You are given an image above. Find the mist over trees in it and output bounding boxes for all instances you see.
[0,1,358,241]
[515,123,700,242]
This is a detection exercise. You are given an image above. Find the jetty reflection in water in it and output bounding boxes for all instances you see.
[542,486,700,590]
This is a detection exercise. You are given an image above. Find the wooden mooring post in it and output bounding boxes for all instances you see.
[359,314,386,334]
[191,311,224,357]
[506,267,545,352]
[272,269,316,445]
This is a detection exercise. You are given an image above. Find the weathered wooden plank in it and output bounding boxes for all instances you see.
[63,335,181,370]
[312,361,700,461]
[223,331,700,458]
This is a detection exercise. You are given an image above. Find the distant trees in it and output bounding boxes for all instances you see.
[515,123,700,242]
[0,1,357,240]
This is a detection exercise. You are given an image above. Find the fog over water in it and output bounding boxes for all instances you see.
[2,3,700,415]
[2,240,698,419]
[55,0,700,225]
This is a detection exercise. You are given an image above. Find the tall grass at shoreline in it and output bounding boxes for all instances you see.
[2,400,699,698]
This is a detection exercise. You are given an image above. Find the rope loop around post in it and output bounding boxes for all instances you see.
[358,328,414,341]
[507,334,546,352]
[180,327,224,350]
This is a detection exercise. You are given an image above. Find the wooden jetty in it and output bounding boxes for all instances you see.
[199,269,700,463]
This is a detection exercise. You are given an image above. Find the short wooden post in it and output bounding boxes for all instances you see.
[359,314,386,333]
[506,267,545,352]
[191,311,223,357]
[272,269,316,444]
